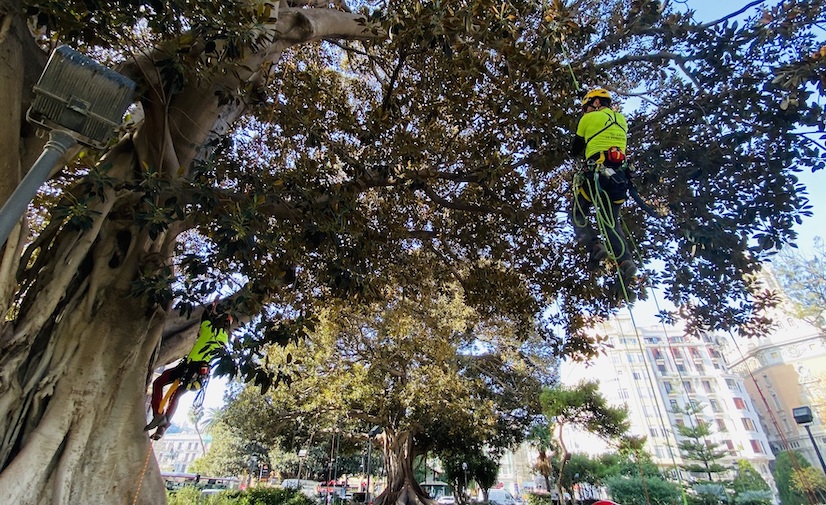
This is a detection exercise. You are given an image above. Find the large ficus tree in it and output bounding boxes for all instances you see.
[0,0,823,503]
[221,293,553,505]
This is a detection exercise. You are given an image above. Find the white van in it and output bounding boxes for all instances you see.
[486,489,516,505]
[280,479,320,498]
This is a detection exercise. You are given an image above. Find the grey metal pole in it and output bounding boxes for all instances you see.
[366,438,372,503]
[804,424,826,475]
[0,129,77,246]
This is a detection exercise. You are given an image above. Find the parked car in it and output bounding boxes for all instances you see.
[486,489,516,505]
[281,479,321,498]
[436,496,456,505]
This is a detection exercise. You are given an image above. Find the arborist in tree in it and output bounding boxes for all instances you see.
[144,308,232,440]
[570,88,638,291]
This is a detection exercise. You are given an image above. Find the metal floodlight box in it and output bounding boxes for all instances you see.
[28,45,136,149]
[793,406,813,424]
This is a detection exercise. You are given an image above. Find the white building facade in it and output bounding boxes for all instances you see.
[563,315,776,493]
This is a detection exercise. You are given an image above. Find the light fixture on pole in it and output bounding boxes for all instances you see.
[366,425,382,504]
[793,406,826,475]
[0,45,135,246]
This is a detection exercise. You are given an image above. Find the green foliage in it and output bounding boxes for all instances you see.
[237,487,319,505]
[690,483,726,505]
[671,404,728,481]
[166,486,319,505]
[222,296,551,473]
[731,460,769,494]
[539,382,630,440]
[168,486,204,505]
[434,447,497,505]
[773,450,813,505]
[775,237,826,328]
[194,421,271,477]
[604,475,683,505]
[734,490,773,505]
[525,493,553,505]
[559,453,603,497]
[790,466,826,496]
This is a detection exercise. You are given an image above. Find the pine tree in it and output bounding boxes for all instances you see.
[673,403,728,482]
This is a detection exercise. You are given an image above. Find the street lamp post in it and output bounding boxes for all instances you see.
[462,462,469,501]
[792,406,826,475]
[366,426,382,504]
[298,449,308,482]
[1,45,135,247]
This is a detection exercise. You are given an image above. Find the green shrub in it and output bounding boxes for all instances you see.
[734,490,772,505]
[167,487,204,505]
[690,484,726,505]
[526,493,553,505]
[238,487,319,505]
[166,486,316,505]
[604,476,682,505]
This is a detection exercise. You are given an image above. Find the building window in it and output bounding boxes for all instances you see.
[695,363,705,373]
[734,397,747,410]
[633,371,642,380]
[703,380,713,393]
[664,382,673,394]
[710,399,722,413]
[726,379,738,391]
[658,364,667,375]
[750,440,763,454]
[716,419,727,432]
[650,428,658,437]
[670,399,679,411]
[683,381,694,393]
[677,364,687,373]
[742,418,756,431]
[652,348,663,360]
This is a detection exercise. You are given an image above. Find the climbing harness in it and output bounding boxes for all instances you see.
[156,361,211,416]
[573,161,631,259]
[157,379,180,415]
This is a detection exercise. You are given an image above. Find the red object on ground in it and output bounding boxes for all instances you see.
[593,501,619,505]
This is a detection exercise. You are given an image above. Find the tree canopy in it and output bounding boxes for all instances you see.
[0,0,824,503]
[774,236,826,328]
[219,294,553,505]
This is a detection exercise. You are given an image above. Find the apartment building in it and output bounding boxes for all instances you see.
[719,305,826,473]
[569,314,776,490]
[153,430,212,473]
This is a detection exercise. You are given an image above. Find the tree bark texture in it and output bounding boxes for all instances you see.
[374,430,433,505]
[0,6,376,504]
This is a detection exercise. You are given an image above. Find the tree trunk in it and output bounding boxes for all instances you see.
[0,281,169,504]
[554,425,569,505]
[0,7,380,504]
[374,429,432,505]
